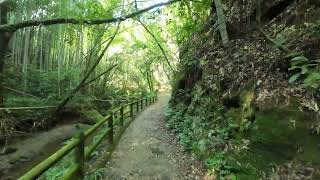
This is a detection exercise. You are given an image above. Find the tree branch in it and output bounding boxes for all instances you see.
[138,20,176,75]
[83,64,118,86]
[3,86,40,99]
[0,0,182,32]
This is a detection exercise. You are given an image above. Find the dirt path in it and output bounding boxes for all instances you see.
[103,94,205,179]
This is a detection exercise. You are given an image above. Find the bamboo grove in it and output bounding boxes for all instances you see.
[0,0,185,111]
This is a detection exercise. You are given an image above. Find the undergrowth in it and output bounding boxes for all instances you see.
[165,93,242,178]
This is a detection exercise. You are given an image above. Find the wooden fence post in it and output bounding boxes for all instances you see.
[136,101,139,112]
[130,103,133,119]
[140,99,143,109]
[108,115,113,144]
[74,130,85,179]
[120,105,124,126]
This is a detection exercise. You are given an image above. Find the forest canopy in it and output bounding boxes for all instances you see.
[0,0,211,149]
[0,0,210,109]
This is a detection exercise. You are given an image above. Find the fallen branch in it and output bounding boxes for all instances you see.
[4,86,40,99]
[0,106,56,111]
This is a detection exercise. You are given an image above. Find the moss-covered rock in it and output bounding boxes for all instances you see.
[228,105,320,179]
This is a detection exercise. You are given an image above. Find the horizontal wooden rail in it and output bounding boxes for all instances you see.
[60,164,80,180]
[18,94,157,180]
[18,139,81,180]
[84,115,111,138]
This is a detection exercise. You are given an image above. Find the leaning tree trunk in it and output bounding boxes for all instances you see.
[0,1,13,107]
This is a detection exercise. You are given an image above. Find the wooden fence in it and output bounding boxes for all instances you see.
[18,94,158,180]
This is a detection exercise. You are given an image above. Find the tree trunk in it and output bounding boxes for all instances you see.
[214,0,229,47]
[256,0,262,26]
[0,1,13,107]
[22,28,30,91]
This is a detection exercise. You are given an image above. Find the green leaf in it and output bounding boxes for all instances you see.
[291,56,308,62]
[301,65,309,74]
[289,73,301,83]
[290,56,308,67]
[303,72,320,88]
[285,51,303,59]
[288,66,301,71]
[275,33,287,45]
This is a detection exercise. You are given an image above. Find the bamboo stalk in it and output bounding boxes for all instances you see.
[214,0,229,47]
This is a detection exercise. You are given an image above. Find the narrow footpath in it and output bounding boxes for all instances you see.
[103,94,204,179]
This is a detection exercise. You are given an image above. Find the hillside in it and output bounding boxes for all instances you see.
[168,0,320,179]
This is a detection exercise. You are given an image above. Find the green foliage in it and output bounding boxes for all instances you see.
[304,72,320,89]
[165,93,239,177]
[289,55,320,89]
[274,33,288,47]
[84,168,107,180]
[166,0,211,45]
[41,150,74,180]
[289,73,301,83]
[205,152,235,177]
